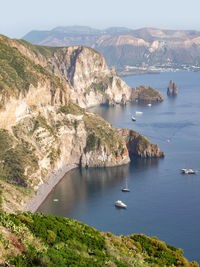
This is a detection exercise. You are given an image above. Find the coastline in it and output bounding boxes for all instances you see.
[25,164,77,213]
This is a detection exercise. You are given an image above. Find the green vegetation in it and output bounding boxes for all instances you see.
[0,212,197,266]
[16,39,60,59]
[131,234,198,267]
[0,35,64,106]
[58,101,85,116]
[0,129,38,187]
[48,147,61,166]
[0,189,2,210]
[85,133,100,152]
[33,115,56,137]
[137,86,163,101]
[92,82,105,92]
[83,112,124,155]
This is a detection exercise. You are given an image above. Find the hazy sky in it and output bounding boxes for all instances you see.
[1,0,200,38]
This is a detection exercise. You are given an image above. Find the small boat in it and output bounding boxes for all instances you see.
[181,169,196,174]
[136,111,143,115]
[122,177,130,192]
[147,103,152,107]
[132,116,136,121]
[122,188,130,192]
[115,200,127,208]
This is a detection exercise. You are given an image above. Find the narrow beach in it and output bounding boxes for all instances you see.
[25,164,77,213]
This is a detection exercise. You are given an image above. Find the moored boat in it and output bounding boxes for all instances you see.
[181,168,196,174]
[132,116,136,121]
[122,188,130,192]
[115,200,127,208]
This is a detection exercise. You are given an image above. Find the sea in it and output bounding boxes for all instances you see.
[38,71,200,263]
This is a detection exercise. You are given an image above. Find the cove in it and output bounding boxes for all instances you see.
[38,71,200,263]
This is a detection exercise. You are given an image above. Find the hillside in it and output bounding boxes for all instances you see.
[22,26,200,71]
[0,35,164,214]
[0,212,198,266]
[0,34,197,266]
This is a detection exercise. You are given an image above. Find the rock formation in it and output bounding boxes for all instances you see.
[135,85,164,102]
[9,39,136,108]
[118,129,164,158]
[167,80,178,96]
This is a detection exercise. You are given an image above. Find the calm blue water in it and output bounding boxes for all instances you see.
[39,71,200,263]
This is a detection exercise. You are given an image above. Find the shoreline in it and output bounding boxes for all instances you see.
[25,164,77,213]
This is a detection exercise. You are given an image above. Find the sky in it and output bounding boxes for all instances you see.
[1,0,200,38]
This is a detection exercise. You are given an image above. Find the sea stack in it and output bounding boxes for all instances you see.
[167,80,178,96]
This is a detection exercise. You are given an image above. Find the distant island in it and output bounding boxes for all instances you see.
[23,26,200,74]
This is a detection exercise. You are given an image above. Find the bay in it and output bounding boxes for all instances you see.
[38,71,200,263]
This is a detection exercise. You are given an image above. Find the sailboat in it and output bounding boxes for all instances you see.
[121,177,130,192]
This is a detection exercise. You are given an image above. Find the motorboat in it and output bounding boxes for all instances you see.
[136,111,143,115]
[181,169,196,174]
[115,200,127,208]
[147,103,152,107]
[132,116,136,121]
[122,188,130,192]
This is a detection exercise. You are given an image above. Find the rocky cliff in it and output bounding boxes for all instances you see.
[167,80,178,96]
[118,129,164,158]
[8,38,137,108]
[0,35,164,213]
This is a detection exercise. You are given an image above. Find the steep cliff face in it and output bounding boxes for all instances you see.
[0,36,130,213]
[0,35,164,214]
[0,101,129,213]
[8,39,136,108]
[118,129,164,158]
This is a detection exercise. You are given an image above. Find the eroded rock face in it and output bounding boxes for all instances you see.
[118,129,164,158]
[0,103,130,213]
[9,41,136,108]
[44,47,137,108]
[167,80,178,96]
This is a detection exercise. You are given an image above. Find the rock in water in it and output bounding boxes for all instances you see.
[167,80,178,96]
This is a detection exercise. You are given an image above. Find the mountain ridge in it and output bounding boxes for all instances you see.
[22,26,200,71]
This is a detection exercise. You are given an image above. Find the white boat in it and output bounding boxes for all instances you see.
[115,200,127,208]
[132,116,136,121]
[136,111,143,115]
[181,169,196,174]
[122,188,130,192]
[147,103,152,107]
